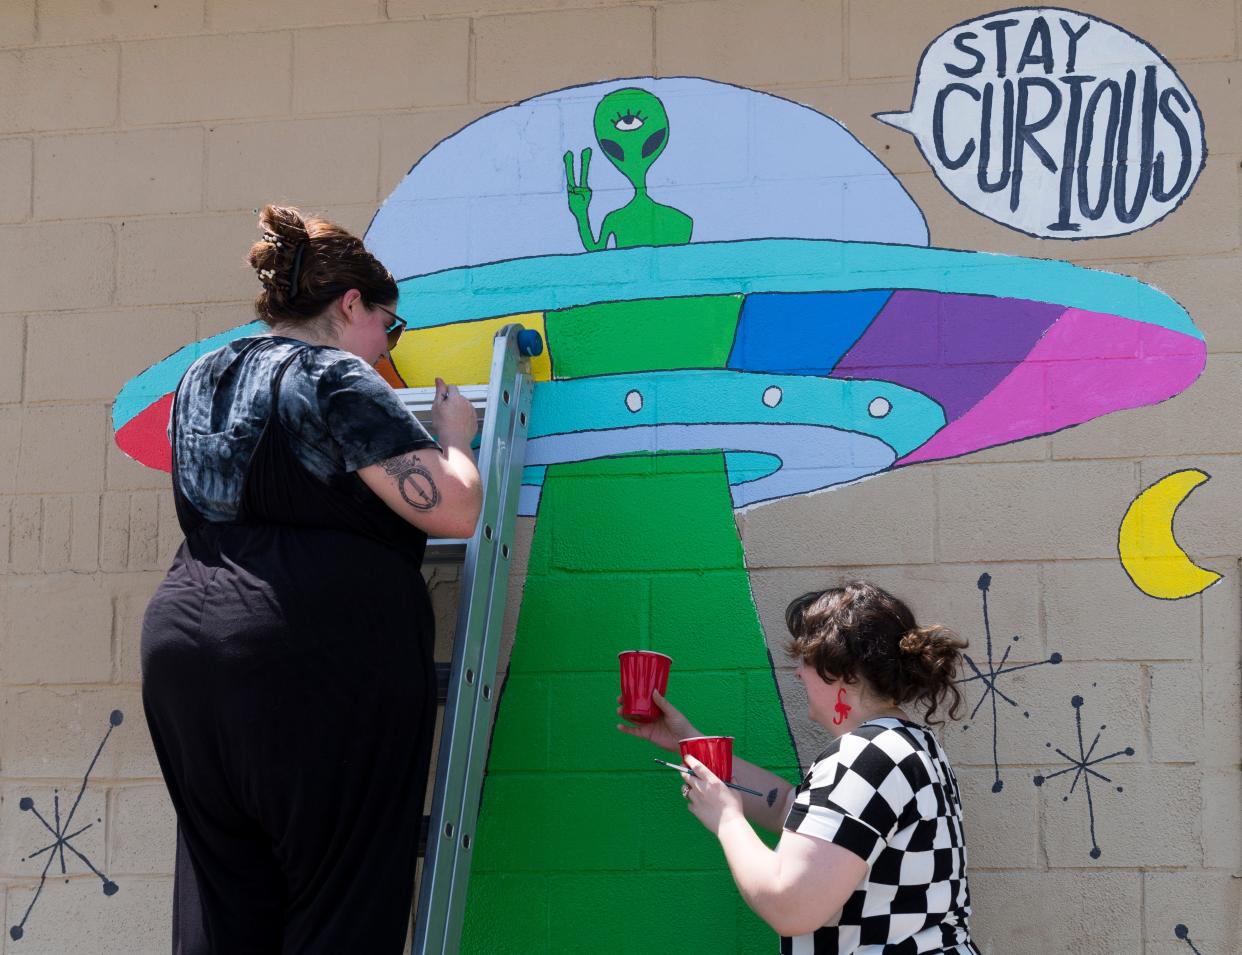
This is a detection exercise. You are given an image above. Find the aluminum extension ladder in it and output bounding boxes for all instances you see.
[397,323,540,955]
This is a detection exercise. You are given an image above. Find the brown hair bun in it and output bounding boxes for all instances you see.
[246,204,397,326]
[786,581,968,725]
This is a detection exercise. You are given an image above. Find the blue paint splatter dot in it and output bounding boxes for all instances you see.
[1124,747,1135,756]
[1071,695,1084,708]
[1033,775,1044,786]
[10,926,23,940]
[991,780,1004,793]
[1089,847,1101,859]
[109,710,124,727]
[1050,653,1063,664]
[19,797,33,811]
[1175,924,1189,939]
[103,881,119,897]
[977,573,991,590]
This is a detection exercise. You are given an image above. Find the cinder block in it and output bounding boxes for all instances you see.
[0,0,35,48]
[943,662,1145,769]
[0,686,158,779]
[512,572,648,672]
[969,870,1141,955]
[26,309,197,403]
[741,466,937,568]
[0,137,31,223]
[70,493,101,572]
[1174,60,1242,158]
[8,493,40,574]
[211,0,382,30]
[1042,764,1199,867]
[658,0,842,87]
[40,0,204,42]
[1202,652,1241,769]
[39,494,72,572]
[0,313,22,402]
[955,765,1038,868]
[0,222,114,313]
[1200,770,1242,871]
[1144,870,1242,947]
[127,492,160,571]
[16,405,107,494]
[1,782,107,878]
[474,8,652,105]
[156,493,180,568]
[100,492,131,572]
[195,301,253,339]
[34,129,203,221]
[1147,663,1203,763]
[1202,565,1241,667]
[116,213,256,306]
[293,20,468,114]
[2,877,171,953]
[122,33,291,125]
[0,574,113,684]
[0,45,118,134]
[1043,559,1200,661]
[936,461,1138,562]
[0,409,19,491]
[0,495,11,576]
[207,116,380,211]
[110,784,176,875]
[765,665,820,769]
[379,106,491,197]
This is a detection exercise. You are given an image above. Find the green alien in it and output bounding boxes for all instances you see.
[563,88,694,250]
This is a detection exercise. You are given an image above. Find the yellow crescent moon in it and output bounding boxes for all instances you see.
[1118,469,1222,600]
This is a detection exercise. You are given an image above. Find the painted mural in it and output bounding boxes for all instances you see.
[112,76,1208,950]
[876,7,1205,238]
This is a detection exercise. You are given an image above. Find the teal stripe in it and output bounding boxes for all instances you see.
[397,238,1199,340]
[112,322,265,430]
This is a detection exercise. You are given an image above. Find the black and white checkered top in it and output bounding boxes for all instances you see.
[781,718,979,955]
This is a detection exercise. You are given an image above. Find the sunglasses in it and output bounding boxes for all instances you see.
[375,303,407,351]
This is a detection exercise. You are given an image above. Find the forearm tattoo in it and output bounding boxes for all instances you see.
[381,454,441,511]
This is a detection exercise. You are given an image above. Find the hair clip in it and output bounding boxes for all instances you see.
[258,268,276,281]
[261,231,282,247]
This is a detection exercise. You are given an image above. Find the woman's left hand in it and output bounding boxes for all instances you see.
[681,755,745,835]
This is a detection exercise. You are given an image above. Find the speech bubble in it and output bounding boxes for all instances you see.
[877,7,1205,239]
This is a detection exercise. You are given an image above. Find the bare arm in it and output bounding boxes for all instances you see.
[358,379,482,539]
[716,819,867,937]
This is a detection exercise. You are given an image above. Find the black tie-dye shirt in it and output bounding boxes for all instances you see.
[171,336,438,523]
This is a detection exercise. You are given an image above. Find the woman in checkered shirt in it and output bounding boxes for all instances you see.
[620,580,981,954]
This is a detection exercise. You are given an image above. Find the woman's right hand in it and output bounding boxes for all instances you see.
[615,689,701,754]
[431,377,478,448]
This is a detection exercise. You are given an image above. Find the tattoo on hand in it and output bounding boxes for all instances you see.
[381,455,441,511]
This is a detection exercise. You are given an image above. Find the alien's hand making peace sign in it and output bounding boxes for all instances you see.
[563,147,593,223]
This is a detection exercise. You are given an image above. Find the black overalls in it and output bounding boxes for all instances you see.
[142,344,439,954]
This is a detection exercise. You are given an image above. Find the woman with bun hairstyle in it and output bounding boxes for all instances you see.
[620,580,980,954]
[141,205,481,953]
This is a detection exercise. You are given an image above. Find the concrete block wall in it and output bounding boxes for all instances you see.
[0,0,1238,952]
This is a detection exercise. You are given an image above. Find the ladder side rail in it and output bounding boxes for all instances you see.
[437,359,534,950]
[412,325,530,954]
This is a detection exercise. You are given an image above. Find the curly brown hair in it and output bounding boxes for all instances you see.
[247,204,397,326]
[785,580,967,725]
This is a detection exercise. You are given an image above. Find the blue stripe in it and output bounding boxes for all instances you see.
[112,322,265,430]
[396,238,1199,340]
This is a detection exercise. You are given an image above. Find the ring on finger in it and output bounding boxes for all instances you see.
[681,783,691,799]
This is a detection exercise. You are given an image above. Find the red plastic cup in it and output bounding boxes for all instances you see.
[618,650,672,724]
[679,735,734,783]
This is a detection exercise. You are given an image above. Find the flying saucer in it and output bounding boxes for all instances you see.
[113,77,1206,512]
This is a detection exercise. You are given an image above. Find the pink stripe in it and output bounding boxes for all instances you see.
[898,310,1206,466]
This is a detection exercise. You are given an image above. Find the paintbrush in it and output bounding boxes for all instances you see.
[652,757,767,798]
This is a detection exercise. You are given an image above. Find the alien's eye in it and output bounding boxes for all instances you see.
[614,112,644,132]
